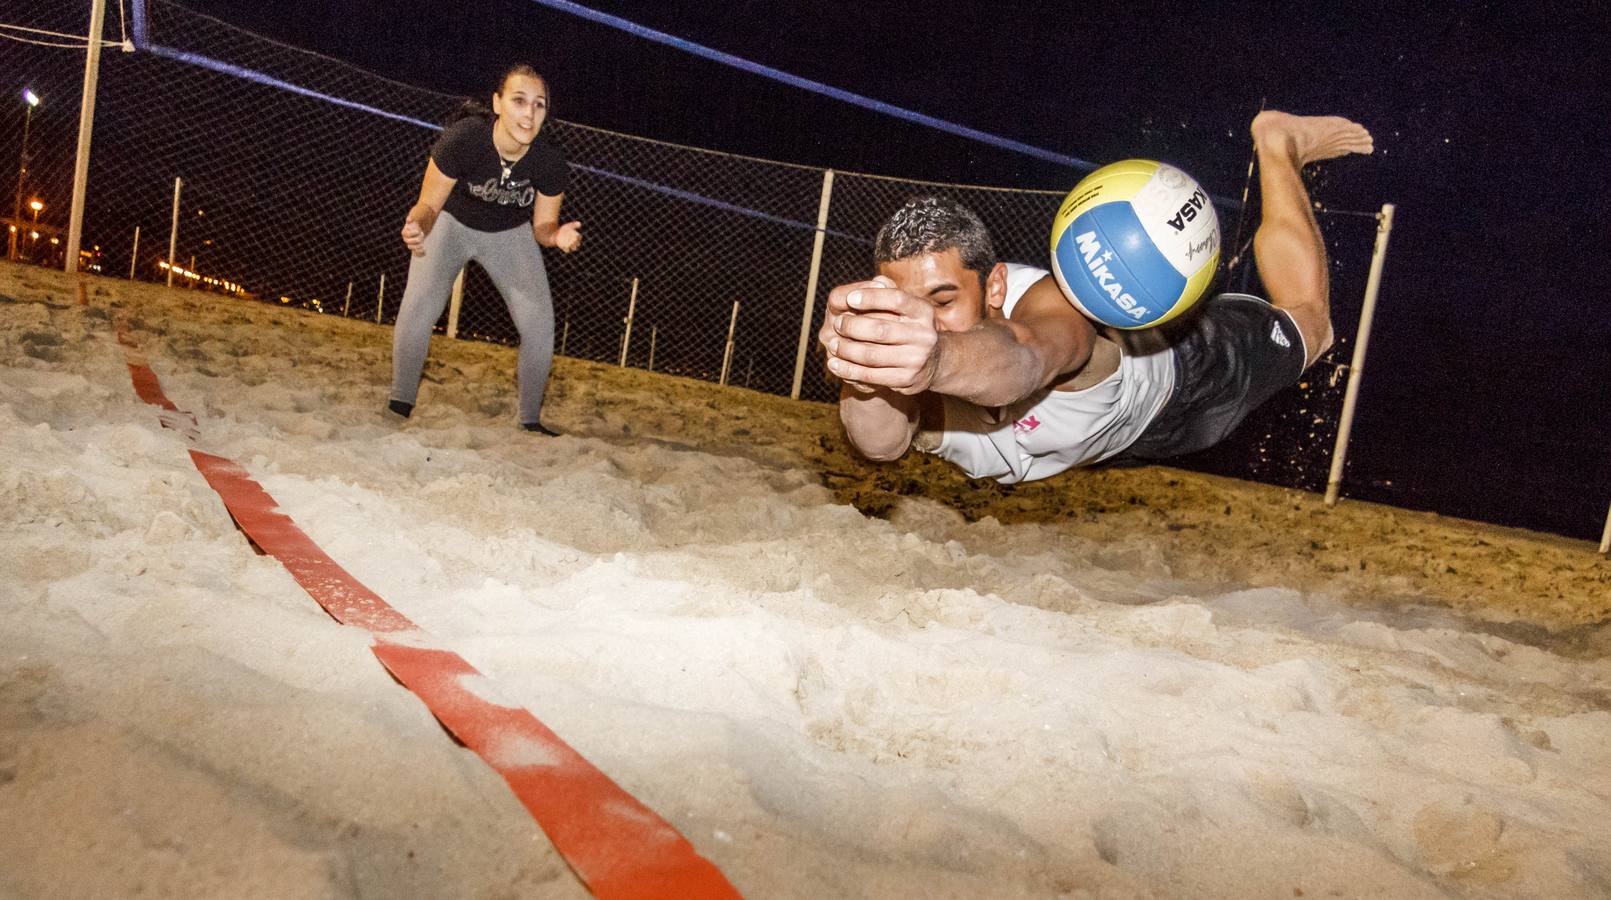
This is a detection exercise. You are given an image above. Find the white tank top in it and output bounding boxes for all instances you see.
[926,264,1175,483]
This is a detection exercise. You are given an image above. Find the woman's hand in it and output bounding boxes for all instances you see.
[401,216,428,255]
[403,161,453,256]
[552,220,582,253]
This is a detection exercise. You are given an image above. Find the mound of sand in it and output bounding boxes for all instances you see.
[3,263,1608,898]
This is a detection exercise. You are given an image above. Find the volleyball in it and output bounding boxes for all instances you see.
[1049,159,1221,329]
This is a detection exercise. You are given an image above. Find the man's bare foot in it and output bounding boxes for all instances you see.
[1252,111,1374,167]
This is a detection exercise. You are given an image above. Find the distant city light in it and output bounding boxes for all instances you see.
[23,89,40,107]
[28,199,43,212]
[157,259,244,294]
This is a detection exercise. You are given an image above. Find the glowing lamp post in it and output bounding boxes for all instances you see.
[25,199,43,255]
[10,89,41,261]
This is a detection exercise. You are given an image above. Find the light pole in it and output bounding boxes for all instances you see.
[28,199,43,258]
[28,199,44,259]
[10,89,41,262]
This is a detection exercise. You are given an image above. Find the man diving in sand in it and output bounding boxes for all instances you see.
[818,111,1374,482]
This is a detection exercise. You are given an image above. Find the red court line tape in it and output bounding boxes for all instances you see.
[116,327,201,439]
[114,330,742,899]
[189,450,417,634]
[371,639,743,899]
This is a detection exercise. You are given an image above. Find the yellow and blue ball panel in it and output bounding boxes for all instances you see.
[1050,160,1220,330]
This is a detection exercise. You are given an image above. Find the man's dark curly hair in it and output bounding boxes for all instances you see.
[873,196,997,288]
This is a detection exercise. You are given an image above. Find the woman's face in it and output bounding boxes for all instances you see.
[492,73,549,145]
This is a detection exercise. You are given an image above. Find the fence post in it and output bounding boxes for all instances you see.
[374,273,385,323]
[1325,203,1395,507]
[446,267,465,338]
[165,176,182,287]
[647,324,657,372]
[342,280,352,316]
[719,299,740,386]
[791,168,835,399]
[188,254,195,288]
[63,0,107,275]
[1600,501,1610,555]
[128,225,139,279]
[619,276,639,366]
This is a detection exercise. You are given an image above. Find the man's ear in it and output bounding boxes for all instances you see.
[983,262,1009,314]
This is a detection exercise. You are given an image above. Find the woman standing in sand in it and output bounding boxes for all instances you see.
[389,64,580,436]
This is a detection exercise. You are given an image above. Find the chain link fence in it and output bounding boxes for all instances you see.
[4,0,1381,497]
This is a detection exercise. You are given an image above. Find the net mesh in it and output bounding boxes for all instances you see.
[2,0,1379,495]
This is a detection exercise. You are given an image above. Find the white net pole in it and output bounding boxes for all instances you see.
[791,169,834,399]
[719,299,739,386]
[165,175,181,286]
[64,0,107,275]
[1325,203,1396,507]
[447,267,465,339]
[618,276,638,366]
[1599,501,1610,555]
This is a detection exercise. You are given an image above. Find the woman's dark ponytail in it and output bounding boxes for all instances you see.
[445,98,494,126]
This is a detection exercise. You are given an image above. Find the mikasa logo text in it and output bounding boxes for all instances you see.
[1166,189,1208,232]
[1074,232,1149,320]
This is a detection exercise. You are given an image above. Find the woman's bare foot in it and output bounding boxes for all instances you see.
[1252,111,1374,166]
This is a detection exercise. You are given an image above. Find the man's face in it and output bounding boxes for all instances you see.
[876,248,1000,332]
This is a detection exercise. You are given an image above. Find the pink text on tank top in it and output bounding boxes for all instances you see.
[1013,415,1042,435]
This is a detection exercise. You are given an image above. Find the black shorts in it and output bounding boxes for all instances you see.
[1119,293,1307,461]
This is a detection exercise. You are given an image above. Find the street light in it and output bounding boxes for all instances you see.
[29,199,44,256]
[10,89,41,261]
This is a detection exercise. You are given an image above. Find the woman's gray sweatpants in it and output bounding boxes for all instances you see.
[390,211,555,425]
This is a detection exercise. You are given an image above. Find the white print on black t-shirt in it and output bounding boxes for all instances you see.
[468,177,536,208]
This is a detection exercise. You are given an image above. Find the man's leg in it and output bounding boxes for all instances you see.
[1249,111,1374,367]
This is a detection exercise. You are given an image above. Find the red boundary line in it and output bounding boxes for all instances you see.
[112,324,742,899]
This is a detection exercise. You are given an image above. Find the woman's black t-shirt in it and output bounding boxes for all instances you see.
[431,117,570,233]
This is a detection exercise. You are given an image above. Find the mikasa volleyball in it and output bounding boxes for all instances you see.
[1049,160,1221,330]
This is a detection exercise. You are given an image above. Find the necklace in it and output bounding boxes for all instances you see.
[497,156,515,185]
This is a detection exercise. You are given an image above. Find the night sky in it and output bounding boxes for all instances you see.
[62,1,1611,537]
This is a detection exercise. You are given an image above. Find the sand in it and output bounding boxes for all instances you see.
[3,261,1609,898]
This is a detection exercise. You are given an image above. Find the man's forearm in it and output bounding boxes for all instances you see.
[928,322,1051,408]
[840,385,920,462]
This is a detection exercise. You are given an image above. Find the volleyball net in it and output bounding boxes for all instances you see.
[2,0,1384,494]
